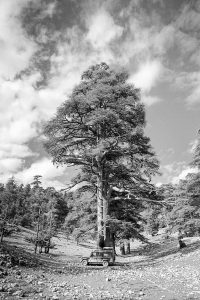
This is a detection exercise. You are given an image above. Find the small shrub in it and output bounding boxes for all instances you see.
[20,215,32,228]
[25,234,56,252]
[25,235,36,244]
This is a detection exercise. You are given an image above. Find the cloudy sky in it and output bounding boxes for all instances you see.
[1,0,200,189]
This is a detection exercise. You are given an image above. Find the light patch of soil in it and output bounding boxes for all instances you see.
[1,229,200,299]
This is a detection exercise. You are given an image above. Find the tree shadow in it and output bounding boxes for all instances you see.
[3,235,200,276]
[127,239,200,267]
[78,242,94,249]
[148,240,200,260]
[0,240,115,275]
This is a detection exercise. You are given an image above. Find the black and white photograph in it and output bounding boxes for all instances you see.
[1,0,200,299]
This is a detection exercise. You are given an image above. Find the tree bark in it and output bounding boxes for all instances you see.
[103,179,113,247]
[1,208,8,243]
[120,240,125,255]
[103,196,112,247]
[125,239,131,254]
[97,174,104,248]
[96,156,113,248]
[0,227,4,243]
[35,207,41,254]
[111,233,116,254]
[46,209,53,254]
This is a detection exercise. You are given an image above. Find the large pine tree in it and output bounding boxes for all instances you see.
[44,62,160,247]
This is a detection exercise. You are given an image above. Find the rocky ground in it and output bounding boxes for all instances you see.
[1,230,200,300]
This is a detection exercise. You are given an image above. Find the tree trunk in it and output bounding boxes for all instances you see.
[46,209,53,254]
[0,227,4,243]
[125,239,131,254]
[97,174,104,248]
[119,240,125,255]
[34,241,38,254]
[103,178,113,247]
[111,233,116,254]
[96,159,112,248]
[1,209,8,243]
[104,227,112,247]
[35,208,41,254]
[45,238,50,253]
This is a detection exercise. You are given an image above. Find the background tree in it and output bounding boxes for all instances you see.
[154,184,176,234]
[142,205,160,236]
[158,139,200,238]
[182,136,200,235]
[0,175,69,251]
[64,190,96,243]
[158,181,189,236]
[0,177,18,242]
[44,62,160,247]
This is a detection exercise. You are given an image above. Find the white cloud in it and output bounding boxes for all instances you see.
[173,71,200,106]
[155,182,163,187]
[0,142,37,178]
[153,25,175,55]
[0,158,23,174]
[0,116,39,145]
[0,1,40,176]
[163,164,174,173]
[158,161,188,184]
[14,158,78,190]
[16,158,66,183]
[155,162,199,186]
[128,60,163,93]
[172,167,198,184]
[0,144,36,159]
[0,0,36,79]
[128,60,163,106]
[176,30,199,56]
[173,72,199,89]
[0,157,69,190]
[117,8,176,67]
[0,156,71,189]
[186,85,200,105]
[142,95,161,106]
[86,8,123,49]
[170,6,200,106]
[41,179,66,190]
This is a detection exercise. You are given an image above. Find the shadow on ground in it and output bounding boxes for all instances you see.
[78,242,94,249]
[122,238,200,267]
[3,231,200,276]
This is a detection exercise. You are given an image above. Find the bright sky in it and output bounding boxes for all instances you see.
[1,0,200,189]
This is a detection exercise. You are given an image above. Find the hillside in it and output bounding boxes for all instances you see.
[1,229,200,300]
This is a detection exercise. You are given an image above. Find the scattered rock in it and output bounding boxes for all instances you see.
[15,270,21,275]
[106,277,111,281]
[12,290,24,297]
[0,285,6,292]
[139,290,145,296]
[52,295,59,300]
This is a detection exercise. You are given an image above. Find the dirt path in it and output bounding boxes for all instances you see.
[1,232,200,299]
